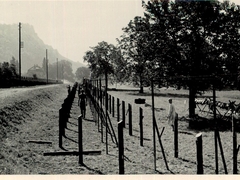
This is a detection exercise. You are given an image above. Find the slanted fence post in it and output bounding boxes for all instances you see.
[196,133,203,174]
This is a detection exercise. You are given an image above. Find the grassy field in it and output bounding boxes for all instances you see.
[106,86,240,174]
[0,83,239,175]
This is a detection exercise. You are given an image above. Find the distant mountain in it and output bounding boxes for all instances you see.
[0,23,85,73]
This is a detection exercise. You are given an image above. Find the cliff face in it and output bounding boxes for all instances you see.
[0,23,84,73]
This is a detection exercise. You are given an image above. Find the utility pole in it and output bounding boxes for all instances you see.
[62,64,64,83]
[19,22,21,80]
[46,49,48,84]
[57,58,58,82]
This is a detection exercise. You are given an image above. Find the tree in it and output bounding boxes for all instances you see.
[83,41,125,93]
[60,60,75,82]
[142,0,240,117]
[83,50,98,78]
[110,49,130,86]
[83,41,119,81]
[117,16,154,93]
[213,1,240,89]
[75,66,91,81]
[1,62,12,79]
[10,56,18,75]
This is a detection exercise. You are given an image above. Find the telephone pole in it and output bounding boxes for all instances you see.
[62,64,64,83]
[57,58,58,82]
[19,22,21,80]
[46,49,48,84]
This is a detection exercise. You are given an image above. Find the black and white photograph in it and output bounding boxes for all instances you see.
[0,0,240,179]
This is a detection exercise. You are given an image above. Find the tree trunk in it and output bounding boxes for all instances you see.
[139,75,144,93]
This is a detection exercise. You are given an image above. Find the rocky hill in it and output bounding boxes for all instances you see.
[0,23,84,73]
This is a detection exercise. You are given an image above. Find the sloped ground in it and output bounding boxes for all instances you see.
[0,84,239,176]
[0,84,69,174]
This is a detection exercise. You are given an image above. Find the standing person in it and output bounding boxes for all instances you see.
[78,83,82,96]
[167,98,176,131]
[67,85,71,95]
[78,90,87,118]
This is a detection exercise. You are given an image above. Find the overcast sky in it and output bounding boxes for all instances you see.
[0,0,144,64]
[0,0,239,65]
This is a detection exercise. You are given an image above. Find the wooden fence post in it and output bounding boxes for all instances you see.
[103,91,105,106]
[78,115,83,165]
[213,86,219,174]
[118,120,124,174]
[151,78,156,171]
[140,107,143,146]
[196,133,203,174]
[232,115,238,174]
[100,88,103,143]
[61,104,67,136]
[96,80,100,132]
[97,88,100,132]
[174,113,178,158]
[117,98,120,122]
[112,96,115,117]
[128,103,132,136]
[59,108,63,148]
[105,92,108,154]
[106,93,108,111]
[122,100,125,128]
[97,104,100,133]
[109,94,111,114]
[61,103,67,130]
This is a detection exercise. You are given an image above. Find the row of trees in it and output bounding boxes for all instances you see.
[41,58,75,82]
[0,56,78,83]
[41,58,90,82]
[0,55,89,83]
[83,0,240,117]
[75,66,91,82]
[0,57,19,80]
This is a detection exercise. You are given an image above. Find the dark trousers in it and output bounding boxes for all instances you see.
[80,105,86,118]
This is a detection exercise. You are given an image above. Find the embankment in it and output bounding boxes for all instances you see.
[0,84,68,174]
